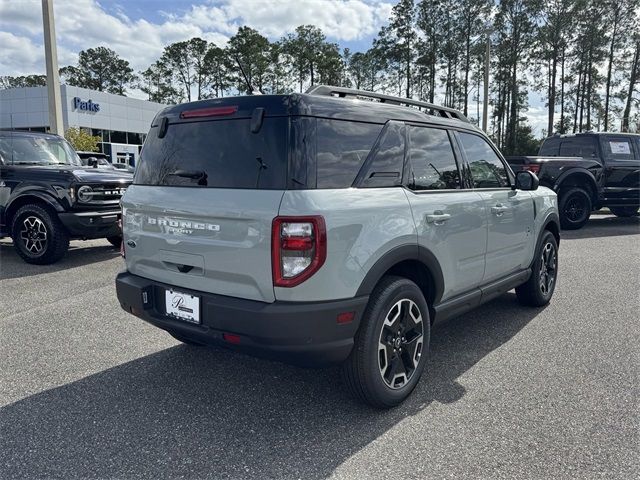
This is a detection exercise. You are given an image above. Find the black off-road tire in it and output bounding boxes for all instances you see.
[559,187,592,230]
[342,276,430,408]
[609,206,639,217]
[106,235,122,248]
[516,230,559,307]
[169,332,205,346]
[11,204,69,265]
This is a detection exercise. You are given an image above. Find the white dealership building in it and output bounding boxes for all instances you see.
[0,85,166,166]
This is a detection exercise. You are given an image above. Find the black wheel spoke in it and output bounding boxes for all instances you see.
[539,242,556,296]
[402,334,423,370]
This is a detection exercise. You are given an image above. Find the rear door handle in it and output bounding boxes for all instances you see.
[491,204,509,216]
[426,212,451,224]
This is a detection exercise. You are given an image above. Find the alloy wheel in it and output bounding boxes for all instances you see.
[20,216,48,255]
[378,298,424,389]
[564,196,586,223]
[539,242,557,296]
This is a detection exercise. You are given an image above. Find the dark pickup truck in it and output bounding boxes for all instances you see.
[0,131,132,264]
[508,132,640,229]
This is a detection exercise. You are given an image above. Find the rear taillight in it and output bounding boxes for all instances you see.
[272,216,327,287]
[522,164,540,174]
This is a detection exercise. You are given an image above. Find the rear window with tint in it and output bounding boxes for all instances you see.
[316,119,382,188]
[134,118,288,189]
[559,137,598,158]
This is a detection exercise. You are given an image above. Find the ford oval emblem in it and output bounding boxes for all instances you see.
[127,240,137,248]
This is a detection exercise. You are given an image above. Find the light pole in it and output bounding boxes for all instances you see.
[42,0,63,135]
[482,25,491,133]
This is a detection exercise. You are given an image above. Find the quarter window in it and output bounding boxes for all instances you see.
[316,119,382,189]
[358,121,406,188]
[458,132,509,188]
[408,127,461,190]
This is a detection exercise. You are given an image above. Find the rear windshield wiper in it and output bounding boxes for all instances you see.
[166,169,208,186]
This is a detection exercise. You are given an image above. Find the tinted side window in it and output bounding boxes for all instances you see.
[316,119,382,188]
[408,127,461,190]
[358,121,405,188]
[603,136,635,161]
[458,132,509,188]
[539,138,560,155]
[559,137,598,158]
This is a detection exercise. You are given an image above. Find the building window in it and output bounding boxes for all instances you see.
[110,131,127,144]
[127,132,142,145]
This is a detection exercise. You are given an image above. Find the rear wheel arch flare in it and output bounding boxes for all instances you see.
[555,170,598,202]
[356,245,444,319]
[544,218,560,246]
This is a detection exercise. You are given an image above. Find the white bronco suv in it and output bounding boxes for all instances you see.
[116,86,560,407]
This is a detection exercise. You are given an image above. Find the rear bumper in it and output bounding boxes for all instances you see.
[115,271,368,367]
[59,209,120,238]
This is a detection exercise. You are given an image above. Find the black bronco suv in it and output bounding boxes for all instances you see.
[0,131,132,264]
[507,132,640,229]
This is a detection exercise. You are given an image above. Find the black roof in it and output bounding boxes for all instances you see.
[154,87,482,134]
[545,132,639,139]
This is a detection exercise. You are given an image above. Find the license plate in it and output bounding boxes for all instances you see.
[165,289,200,324]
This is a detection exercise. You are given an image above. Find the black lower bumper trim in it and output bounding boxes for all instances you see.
[59,210,120,238]
[115,271,369,367]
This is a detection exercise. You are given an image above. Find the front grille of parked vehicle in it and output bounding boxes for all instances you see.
[76,183,130,207]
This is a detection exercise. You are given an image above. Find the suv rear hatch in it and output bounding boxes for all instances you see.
[122,99,289,303]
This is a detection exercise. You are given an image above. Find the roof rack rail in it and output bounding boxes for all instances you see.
[306,85,470,123]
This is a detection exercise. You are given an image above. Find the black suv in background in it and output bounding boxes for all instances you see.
[0,131,132,264]
[508,132,640,229]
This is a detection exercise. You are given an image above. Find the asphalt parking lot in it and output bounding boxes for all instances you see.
[1,214,638,479]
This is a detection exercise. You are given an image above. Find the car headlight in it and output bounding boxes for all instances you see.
[77,185,93,203]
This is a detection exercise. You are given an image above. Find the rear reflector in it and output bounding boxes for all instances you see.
[282,237,313,251]
[337,312,355,324]
[223,333,241,344]
[180,105,238,119]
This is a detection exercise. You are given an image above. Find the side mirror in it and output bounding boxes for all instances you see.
[515,170,539,191]
[87,157,98,168]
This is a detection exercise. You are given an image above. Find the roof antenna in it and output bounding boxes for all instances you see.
[234,54,263,95]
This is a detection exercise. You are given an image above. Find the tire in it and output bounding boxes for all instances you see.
[169,332,204,346]
[106,235,122,248]
[559,187,592,230]
[11,204,69,265]
[516,230,558,307]
[342,276,430,408]
[609,206,639,217]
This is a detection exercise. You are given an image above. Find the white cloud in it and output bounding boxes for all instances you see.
[221,0,393,40]
[0,0,392,79]
[0,31,44,76]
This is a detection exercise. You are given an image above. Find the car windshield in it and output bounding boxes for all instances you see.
[0,135,82,166]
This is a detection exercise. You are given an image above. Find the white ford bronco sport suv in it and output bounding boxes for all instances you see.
[116,86,559,407]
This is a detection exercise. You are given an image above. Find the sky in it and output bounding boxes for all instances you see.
[0,0,550,135]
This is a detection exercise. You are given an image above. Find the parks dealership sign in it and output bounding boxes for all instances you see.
[73,97,100,113]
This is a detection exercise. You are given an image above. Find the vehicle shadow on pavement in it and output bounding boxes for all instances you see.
[0,240,120,280]
[561,215,640,240]
[0,293,542,480]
